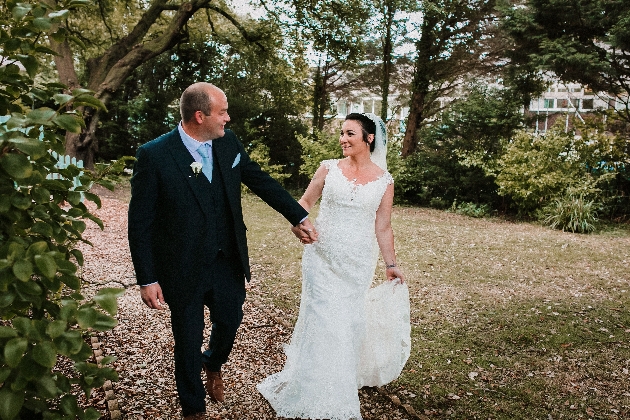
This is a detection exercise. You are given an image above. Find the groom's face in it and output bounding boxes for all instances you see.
[204,89,231,140]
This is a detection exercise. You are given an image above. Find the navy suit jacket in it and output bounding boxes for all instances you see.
[127,128,307,304]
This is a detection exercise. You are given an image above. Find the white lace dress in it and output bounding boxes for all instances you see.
[257,159,410,420]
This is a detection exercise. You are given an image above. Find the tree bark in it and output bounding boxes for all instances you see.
[380,1,394,122]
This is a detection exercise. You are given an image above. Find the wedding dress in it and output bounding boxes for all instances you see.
[257,159,410,420]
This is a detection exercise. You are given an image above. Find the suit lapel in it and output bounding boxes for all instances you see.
[166,130,214,219]
[212,137,236,187]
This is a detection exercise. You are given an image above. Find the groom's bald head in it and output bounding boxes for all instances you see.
[180,82,224,123]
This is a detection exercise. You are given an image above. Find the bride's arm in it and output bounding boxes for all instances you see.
[297,164,328,212]
[375,184,405,282]
[291,164,328,243]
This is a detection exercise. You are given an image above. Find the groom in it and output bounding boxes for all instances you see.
[128,82,317,419]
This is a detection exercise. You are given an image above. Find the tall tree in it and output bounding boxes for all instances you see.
[371,0,415,122]
[267,0,369,131]
[401,0,501,157]
[41,0,275,167]
[502,0,630,124]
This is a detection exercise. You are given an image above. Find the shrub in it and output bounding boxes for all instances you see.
[297,130,341,178]
[1,2,128,418]
[540,194,599,233]
[450,200,492,218]
[495,117,628,220]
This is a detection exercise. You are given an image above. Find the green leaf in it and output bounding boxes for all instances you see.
[56,259,77,275]
[27,241,49,257]
[70,249,84,266]
[30,221,53,237]
[48,9,69,19]
[0,326,18,338]
[12,259,33,282]
[67,191,82,205]
[4,337,28,367]
[1,153,33,179]
[59,394,80,416]
[0,368,10,383]
[36,375,59,399]
[12,4,32,19]
[34,254,56,279]
[73,94,107,111]
[0,291,16,308]
[10,138,47,160]
[25,108,56,125]
[29,17,52,31]
[60,274,80,290]
[83,192,101,208]
[0,388,24,420]
[76,307,96,329]
[10,192,31,210]
[92,311,117,331]
[46,320,67,338]
[17,54,38,78]
[53,114,83,133]
[14,279,42,295]
[32,341,57,368]
[100,355,117,366]
[53,94,73,106]
[93,288,124,316]
[11,318,31,335]
[31,186,51,204]
[83,407,101,420]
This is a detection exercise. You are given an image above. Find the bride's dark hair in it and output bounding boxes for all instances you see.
[345,113,376,152]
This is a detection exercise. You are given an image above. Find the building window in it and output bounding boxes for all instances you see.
[544,98,555,108]
[337,100,347,116]
[558,99,569,108]
[581,99,594,110]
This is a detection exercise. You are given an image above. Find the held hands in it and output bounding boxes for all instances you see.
[292,218,318,244]
[140,283,166,310]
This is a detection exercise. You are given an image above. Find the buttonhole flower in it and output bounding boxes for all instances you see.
[190,162,203,177]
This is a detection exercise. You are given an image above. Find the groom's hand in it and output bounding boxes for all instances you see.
[140,283,166,310]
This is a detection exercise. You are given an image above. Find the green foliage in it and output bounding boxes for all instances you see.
[540,194,598,233]
[495,117,629,222]
[449,200,492,218]
[1,1,127,418]
[392,86,522,208]
[502,0,630,124]
[296,130,342,178]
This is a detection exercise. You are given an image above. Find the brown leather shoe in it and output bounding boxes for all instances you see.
[183,413,205,420]
[202,365,224,402]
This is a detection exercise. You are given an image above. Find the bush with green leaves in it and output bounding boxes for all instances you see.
[393,85,522,209]
[1,1,127,418]
[297,130,341,178]
[449,200,492,218]
[495,117,628,224]
[540,193,599,233]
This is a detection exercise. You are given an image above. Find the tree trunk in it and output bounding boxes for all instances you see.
[380,2,394,122]
[401,13,436,158]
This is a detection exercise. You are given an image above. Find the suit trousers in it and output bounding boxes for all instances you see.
[169,252,246,416]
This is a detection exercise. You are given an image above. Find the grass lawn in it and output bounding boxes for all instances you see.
[243,193,630,420]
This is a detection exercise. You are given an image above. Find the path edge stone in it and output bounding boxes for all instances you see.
[91,336,122,420]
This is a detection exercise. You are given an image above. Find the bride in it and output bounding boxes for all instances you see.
[257,113,409,419]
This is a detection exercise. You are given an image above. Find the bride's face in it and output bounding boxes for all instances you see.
[340,120,371,157]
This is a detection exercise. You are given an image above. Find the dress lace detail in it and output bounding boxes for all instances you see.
[257,159,407,420]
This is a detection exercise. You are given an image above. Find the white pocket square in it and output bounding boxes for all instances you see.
[232,153,241,168]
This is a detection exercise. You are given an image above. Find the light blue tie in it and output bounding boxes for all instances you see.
[197,142,213,183]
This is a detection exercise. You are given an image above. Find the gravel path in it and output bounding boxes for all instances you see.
[80,197,413,419]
